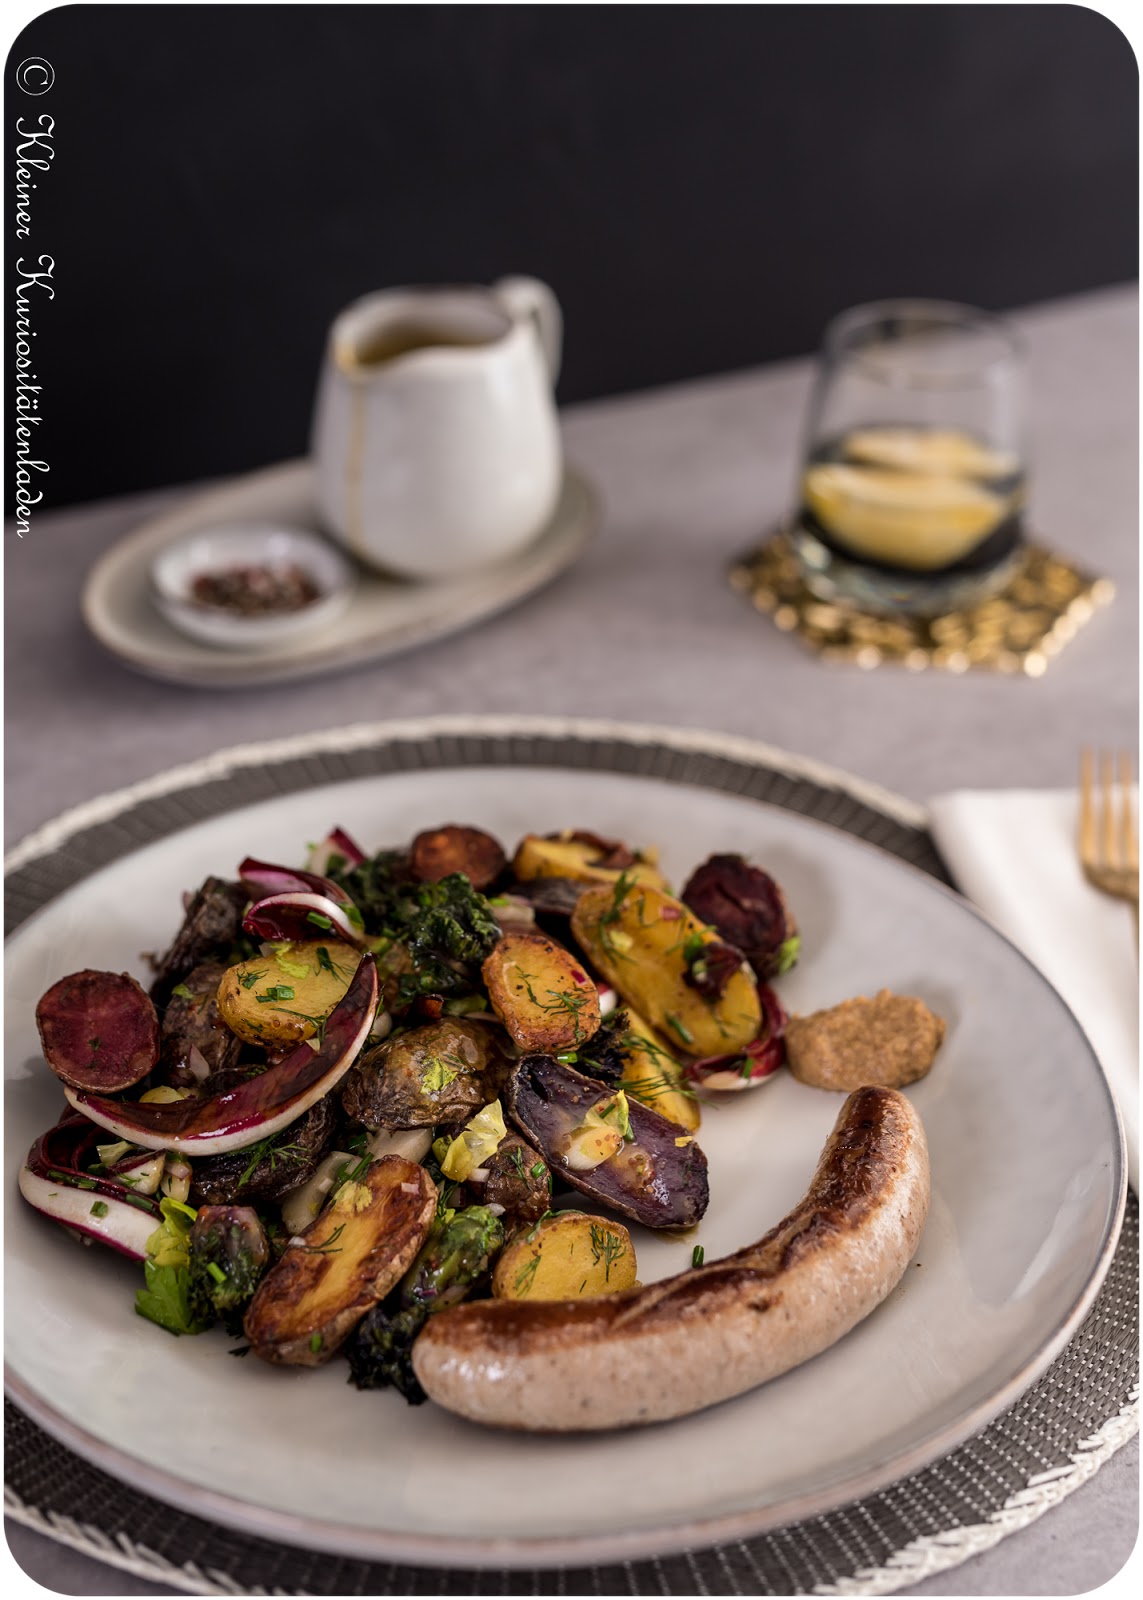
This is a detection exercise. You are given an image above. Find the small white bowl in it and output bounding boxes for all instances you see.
[150,524,354,651]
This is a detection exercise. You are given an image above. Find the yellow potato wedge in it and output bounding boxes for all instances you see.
[217,941,360,1047]
[491,1211,637,1300]
[620,1008,701,1133]
[572,882,761,1058]
[243,1155,436,1366]
[482,931,601,1053]
[512,833,667,891]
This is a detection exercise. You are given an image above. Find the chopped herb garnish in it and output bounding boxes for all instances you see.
[237,1135,304,1188]
[589,1222,627,1282]
[309,1332,323,1353]
[90,1200,109,1218]
[316,945,336,974]
[207,1261,227,1285]
[239,969,266,990]
[530,1162,546,1179]
[513,1255,542,1296]
[257,984,296,1003]
[510,1146,528,1182]
[294,1222,347,1256]
[665,1013,695,1046]
[307,911,334,930]
[171,983,194,999]
[692,1245,705,1269]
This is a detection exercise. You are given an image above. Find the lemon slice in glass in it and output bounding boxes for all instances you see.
[842,428,1017,481]
[803,464,1007,570]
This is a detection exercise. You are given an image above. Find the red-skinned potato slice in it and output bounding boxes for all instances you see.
[36,970,159,1092]
[64,957,378,1155]
[238,857,355,907]
[410,826,507,890]
[243,891,366,948]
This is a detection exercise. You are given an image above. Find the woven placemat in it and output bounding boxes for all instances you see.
[5,717,1138,1595]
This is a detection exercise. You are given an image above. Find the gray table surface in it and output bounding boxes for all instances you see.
[4,283,1138,1596]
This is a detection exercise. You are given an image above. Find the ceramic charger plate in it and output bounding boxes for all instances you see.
[3,720,1125,1569]
[81,461,599,689]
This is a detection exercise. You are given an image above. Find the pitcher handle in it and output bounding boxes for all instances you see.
[494,276,563,387]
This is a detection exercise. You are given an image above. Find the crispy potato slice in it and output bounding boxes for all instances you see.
[491,1212,637,1301]
[217,941,360,1047]
[482,931,601,1052]
[620,1008,701,1132]
[512,834,667,891]
[243,1155,435,1365]
[572,882,761,1058]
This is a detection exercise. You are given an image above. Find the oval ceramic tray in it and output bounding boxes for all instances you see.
[3,718,1125,1570]
[81,462,599,689]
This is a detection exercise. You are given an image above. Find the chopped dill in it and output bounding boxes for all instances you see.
[513,1255,542,1296]
[294,1222,347,1256]
[589,1222,627,1282]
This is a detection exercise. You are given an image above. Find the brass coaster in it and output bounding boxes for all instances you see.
[730,532,1115,676]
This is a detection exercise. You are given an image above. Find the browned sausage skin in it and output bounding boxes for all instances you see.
[412,1086,929,1431]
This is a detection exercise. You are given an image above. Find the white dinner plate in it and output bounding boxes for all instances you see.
[81,460,599,688]
[4,721,1124,1568]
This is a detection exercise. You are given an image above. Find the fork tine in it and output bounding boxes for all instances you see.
[1100,751,1119,869]
[1079,748,1097,866]
[1119,751,1138,871]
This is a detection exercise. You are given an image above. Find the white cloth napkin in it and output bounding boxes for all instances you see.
[929,788,1138,1192]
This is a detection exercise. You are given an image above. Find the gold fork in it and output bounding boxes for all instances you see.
[1079,750,1139,937]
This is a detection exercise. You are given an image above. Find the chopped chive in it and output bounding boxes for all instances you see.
[171,983,193,999]
[309,1332,323,1353]
[257,984,296,1003]
[692,1245,705,1269]
[206,1261,227,1285]
[530,1162,546,1179]
[307,911,333,930]
[90,1200,109,1219]
[239,969,266,990]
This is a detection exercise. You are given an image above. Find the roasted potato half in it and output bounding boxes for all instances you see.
[410,825,507,890]
[482,931,601,1052]
[512,833,667,891]
[572,882,761,1058]
[217,941,361,1047]
[243,1155,436,1365]
[340,1018,510,1129]
[491,1212,637,1301]
[620,1008,701,1133]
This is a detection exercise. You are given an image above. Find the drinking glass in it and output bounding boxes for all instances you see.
[790,300,1025,616]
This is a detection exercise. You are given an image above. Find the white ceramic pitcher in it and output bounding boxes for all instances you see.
[311,277,563,579]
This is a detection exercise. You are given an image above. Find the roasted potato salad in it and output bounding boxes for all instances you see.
[24,813,820,1416]
[572,880,762,1057]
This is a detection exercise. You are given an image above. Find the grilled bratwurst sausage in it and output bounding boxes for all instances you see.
[412,1085,929,1431]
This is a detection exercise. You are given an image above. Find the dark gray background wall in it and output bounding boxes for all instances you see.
[7,3,1137,510]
